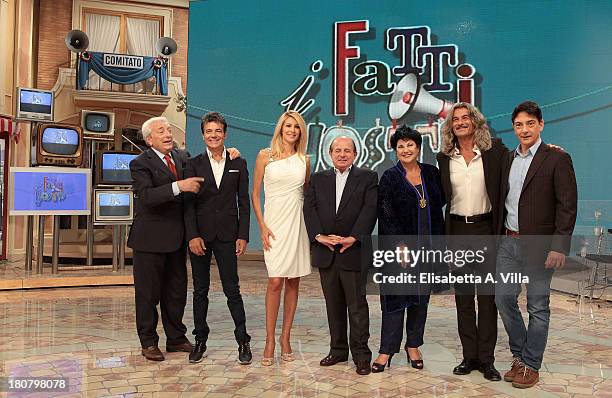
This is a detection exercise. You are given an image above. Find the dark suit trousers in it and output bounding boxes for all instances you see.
[133,248,189,348]
[319,263,371,362]
[190,239,250,344]
[379,304,428,354]
[450,218,498,364]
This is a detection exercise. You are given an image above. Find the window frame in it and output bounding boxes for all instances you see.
[81,7,164,55]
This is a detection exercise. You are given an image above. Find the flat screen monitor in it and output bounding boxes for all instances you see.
[16,87,54,122]
[36,123,84,167]
[95,151,138,185]
[9,167,91,215]
[94,189,134,224]
[81,110,115,140]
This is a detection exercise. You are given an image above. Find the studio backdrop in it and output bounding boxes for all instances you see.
[187,0,612,249]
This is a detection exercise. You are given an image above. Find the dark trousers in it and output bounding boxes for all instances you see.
[190,239,250,344]
[450,218,498,364]
[319,264,371,362]
[379,304,428,354]
[133,248,188,348]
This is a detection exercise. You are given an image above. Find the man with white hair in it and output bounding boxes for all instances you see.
[128,116,205,361]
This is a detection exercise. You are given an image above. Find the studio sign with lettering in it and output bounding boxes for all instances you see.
[103,54,144,70]
[280,19,478,172]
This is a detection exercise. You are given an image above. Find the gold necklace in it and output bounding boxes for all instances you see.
[415,184,427,208]
[399,163,427,208]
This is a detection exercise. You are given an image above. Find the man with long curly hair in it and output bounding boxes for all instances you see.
[437,103,507,381]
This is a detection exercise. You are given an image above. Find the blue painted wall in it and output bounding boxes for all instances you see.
[187,1,612,248]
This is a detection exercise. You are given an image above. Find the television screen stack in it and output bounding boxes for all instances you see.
[92,150,137,225]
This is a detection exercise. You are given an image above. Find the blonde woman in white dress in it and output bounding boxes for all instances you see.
[252,111,312,366]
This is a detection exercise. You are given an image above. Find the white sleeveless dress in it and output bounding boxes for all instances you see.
[263,153,312,278]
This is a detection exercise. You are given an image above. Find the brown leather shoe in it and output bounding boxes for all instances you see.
[512,366,539,389]
[503,358,524,382]
[142,346,164,361]
[166,341,193,353]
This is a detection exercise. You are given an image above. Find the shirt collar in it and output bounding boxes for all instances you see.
[514,138,542,158]
[152,147,171,161]
[452,144,482,157]
[333,165,352,176]
[206,146,227,161]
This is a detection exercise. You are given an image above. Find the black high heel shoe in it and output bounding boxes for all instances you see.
[406,347,423,369]
[371,354,393,373]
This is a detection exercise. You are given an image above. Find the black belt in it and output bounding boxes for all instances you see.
[450,212,492,224]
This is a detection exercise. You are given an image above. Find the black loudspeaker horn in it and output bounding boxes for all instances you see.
[156,37,178,57]
[65,30,90,52]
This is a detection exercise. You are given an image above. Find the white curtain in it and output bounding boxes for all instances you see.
[126,17,160,93]
[126,17,159,56]
[85,13,120,90]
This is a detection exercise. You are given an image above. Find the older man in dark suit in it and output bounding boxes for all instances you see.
[304,136,378,375]
[183,112,252,365]
[128,116,204,361]
[496,101,577,389]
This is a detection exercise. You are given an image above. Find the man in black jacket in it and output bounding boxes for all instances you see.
[183,112,252,365]
[437,103,506,381]
[304,136,378,375]
[128,116,204,361]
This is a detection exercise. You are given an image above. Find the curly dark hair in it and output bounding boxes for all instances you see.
[391,125,422,150]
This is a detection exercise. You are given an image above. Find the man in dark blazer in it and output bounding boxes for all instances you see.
[437,103,506,381]
[304,136,378,375]
[183,112,252,365]
[496,101,577,389]
[128,116,204,361]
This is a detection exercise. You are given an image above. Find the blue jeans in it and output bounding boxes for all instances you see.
[495,236,554,371]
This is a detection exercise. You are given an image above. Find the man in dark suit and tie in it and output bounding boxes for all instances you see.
[496,101,577,389]
[128,116,204,361]
[437,103,506,381]
[304,136,378,375]
[183,112,252,365]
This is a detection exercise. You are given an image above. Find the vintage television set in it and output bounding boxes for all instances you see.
[16,87,54,122]
[34,123,84,167]
[95,151,138,186]
[93,189,134,224]
[81,110,115,140]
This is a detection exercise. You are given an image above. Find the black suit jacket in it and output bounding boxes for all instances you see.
[183,151,250,243]
[437,137,508,235]
[303,166,378,271]
[128,148,189,253]
[500,141,577,256]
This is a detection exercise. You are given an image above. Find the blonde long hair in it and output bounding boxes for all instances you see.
[270,111,308,159]
[440,103,492,155]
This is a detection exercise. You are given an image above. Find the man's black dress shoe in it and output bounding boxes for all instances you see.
[479,363,501,381]
[189,339,207,363]
[319,354,349,366]
[355,359,371,375]
[166,341,193,353]
[453,358,480,375]
[142,346,164,361]
[238,342,252,365]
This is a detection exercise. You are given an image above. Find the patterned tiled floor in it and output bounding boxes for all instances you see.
[0,263,610,397]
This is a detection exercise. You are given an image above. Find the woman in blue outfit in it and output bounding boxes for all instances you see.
[372,125,446,372]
